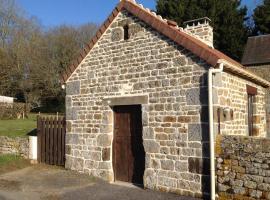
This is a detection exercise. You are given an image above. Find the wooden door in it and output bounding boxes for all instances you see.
[113,105,145,185]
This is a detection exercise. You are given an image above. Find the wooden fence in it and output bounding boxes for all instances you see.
[37,116,66,166]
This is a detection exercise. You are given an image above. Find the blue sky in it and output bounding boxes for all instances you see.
[17,0,261,27]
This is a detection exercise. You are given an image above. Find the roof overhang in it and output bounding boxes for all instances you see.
[218,59,270,88]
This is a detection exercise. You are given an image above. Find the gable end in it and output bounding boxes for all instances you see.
[61,0,270,88]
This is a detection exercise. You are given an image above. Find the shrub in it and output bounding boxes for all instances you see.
[0,103,29,119]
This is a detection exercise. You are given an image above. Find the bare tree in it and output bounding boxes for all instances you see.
[0,0,98,111]
[0,0,23,47]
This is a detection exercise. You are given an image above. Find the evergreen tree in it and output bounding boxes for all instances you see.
[156,0,249,61]
[253,0,270,34]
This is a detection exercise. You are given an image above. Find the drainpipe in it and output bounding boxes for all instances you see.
[208,61,223,200]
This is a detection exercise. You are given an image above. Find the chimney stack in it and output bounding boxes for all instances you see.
[184,17,213,48]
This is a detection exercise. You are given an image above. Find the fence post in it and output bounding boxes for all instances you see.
[41,117,45,163]
[62,117,66,165]
[53,117,57,165]
[37,116,40,162]
[45,117,50,164]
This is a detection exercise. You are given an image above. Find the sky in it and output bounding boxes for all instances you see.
[17,0,262,28]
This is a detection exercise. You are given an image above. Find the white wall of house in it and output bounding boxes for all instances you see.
[0,96,15,103]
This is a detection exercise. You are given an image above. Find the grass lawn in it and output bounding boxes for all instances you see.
[0,114,37,137]
[0,154,31,175]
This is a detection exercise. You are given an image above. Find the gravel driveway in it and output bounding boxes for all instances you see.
[0,165,201,200]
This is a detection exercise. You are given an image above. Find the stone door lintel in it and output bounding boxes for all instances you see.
[102,95,148,106]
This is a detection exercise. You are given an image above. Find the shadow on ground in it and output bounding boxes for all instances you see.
[27,128,37,136]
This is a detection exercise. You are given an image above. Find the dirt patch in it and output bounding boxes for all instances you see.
[0,154,31,175]
[0,165,200,200]
[0,179,21,191]
[41,194,61,200]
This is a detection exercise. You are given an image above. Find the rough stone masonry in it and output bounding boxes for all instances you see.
[0,136,29,158]
[64,7,267,199]
[216,135,270,199]
[248,64,270,137]
[65,10,211,198]
[213,72,266,137]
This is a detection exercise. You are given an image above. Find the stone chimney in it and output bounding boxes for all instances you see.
[184,17,214,48]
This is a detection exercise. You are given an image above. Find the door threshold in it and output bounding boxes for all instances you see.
[112,181,144,189]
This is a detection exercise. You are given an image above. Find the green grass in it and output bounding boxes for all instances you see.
[0,114,37,137]
[0,154,21,165]
[0,113,64,137]
[0,154,31,174]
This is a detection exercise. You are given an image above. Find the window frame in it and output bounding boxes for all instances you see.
[246,85,257,136]
[123,25,129,40]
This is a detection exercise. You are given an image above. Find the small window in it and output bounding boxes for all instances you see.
[123,25,129,40]
[247,85,257,136]
[248,94,255,136]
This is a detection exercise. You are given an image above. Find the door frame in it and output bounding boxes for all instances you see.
[103,94,148,184]
[111,104,145,184]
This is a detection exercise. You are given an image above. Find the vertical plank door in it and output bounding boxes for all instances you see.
[113,105,145,185]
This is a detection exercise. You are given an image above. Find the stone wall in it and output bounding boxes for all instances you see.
[216,135,270,199]
[0,136,29,158]
[65,10,211,198]
[0,102,28,119]
[213,71,266,137]
[248,65,270,137]
[248,65,270,81]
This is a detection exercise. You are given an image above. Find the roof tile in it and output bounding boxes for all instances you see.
[167,20,178,27]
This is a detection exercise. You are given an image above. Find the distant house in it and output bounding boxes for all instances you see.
[0,96,15,104]
[61,0,270,198]
[242,34,270,72]
[0,96,27,119]
[242,34,270,137]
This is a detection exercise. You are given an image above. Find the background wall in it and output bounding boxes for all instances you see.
[216,135,270,199]
[0,136,29,158]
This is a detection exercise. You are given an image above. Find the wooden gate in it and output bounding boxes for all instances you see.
[37,116,66,166]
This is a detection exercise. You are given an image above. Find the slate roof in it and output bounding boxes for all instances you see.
[61,0,270,87]
[242,35,270,66]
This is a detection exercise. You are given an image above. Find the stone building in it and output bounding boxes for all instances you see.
[61,0,270,198]
[242,34,270,137]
